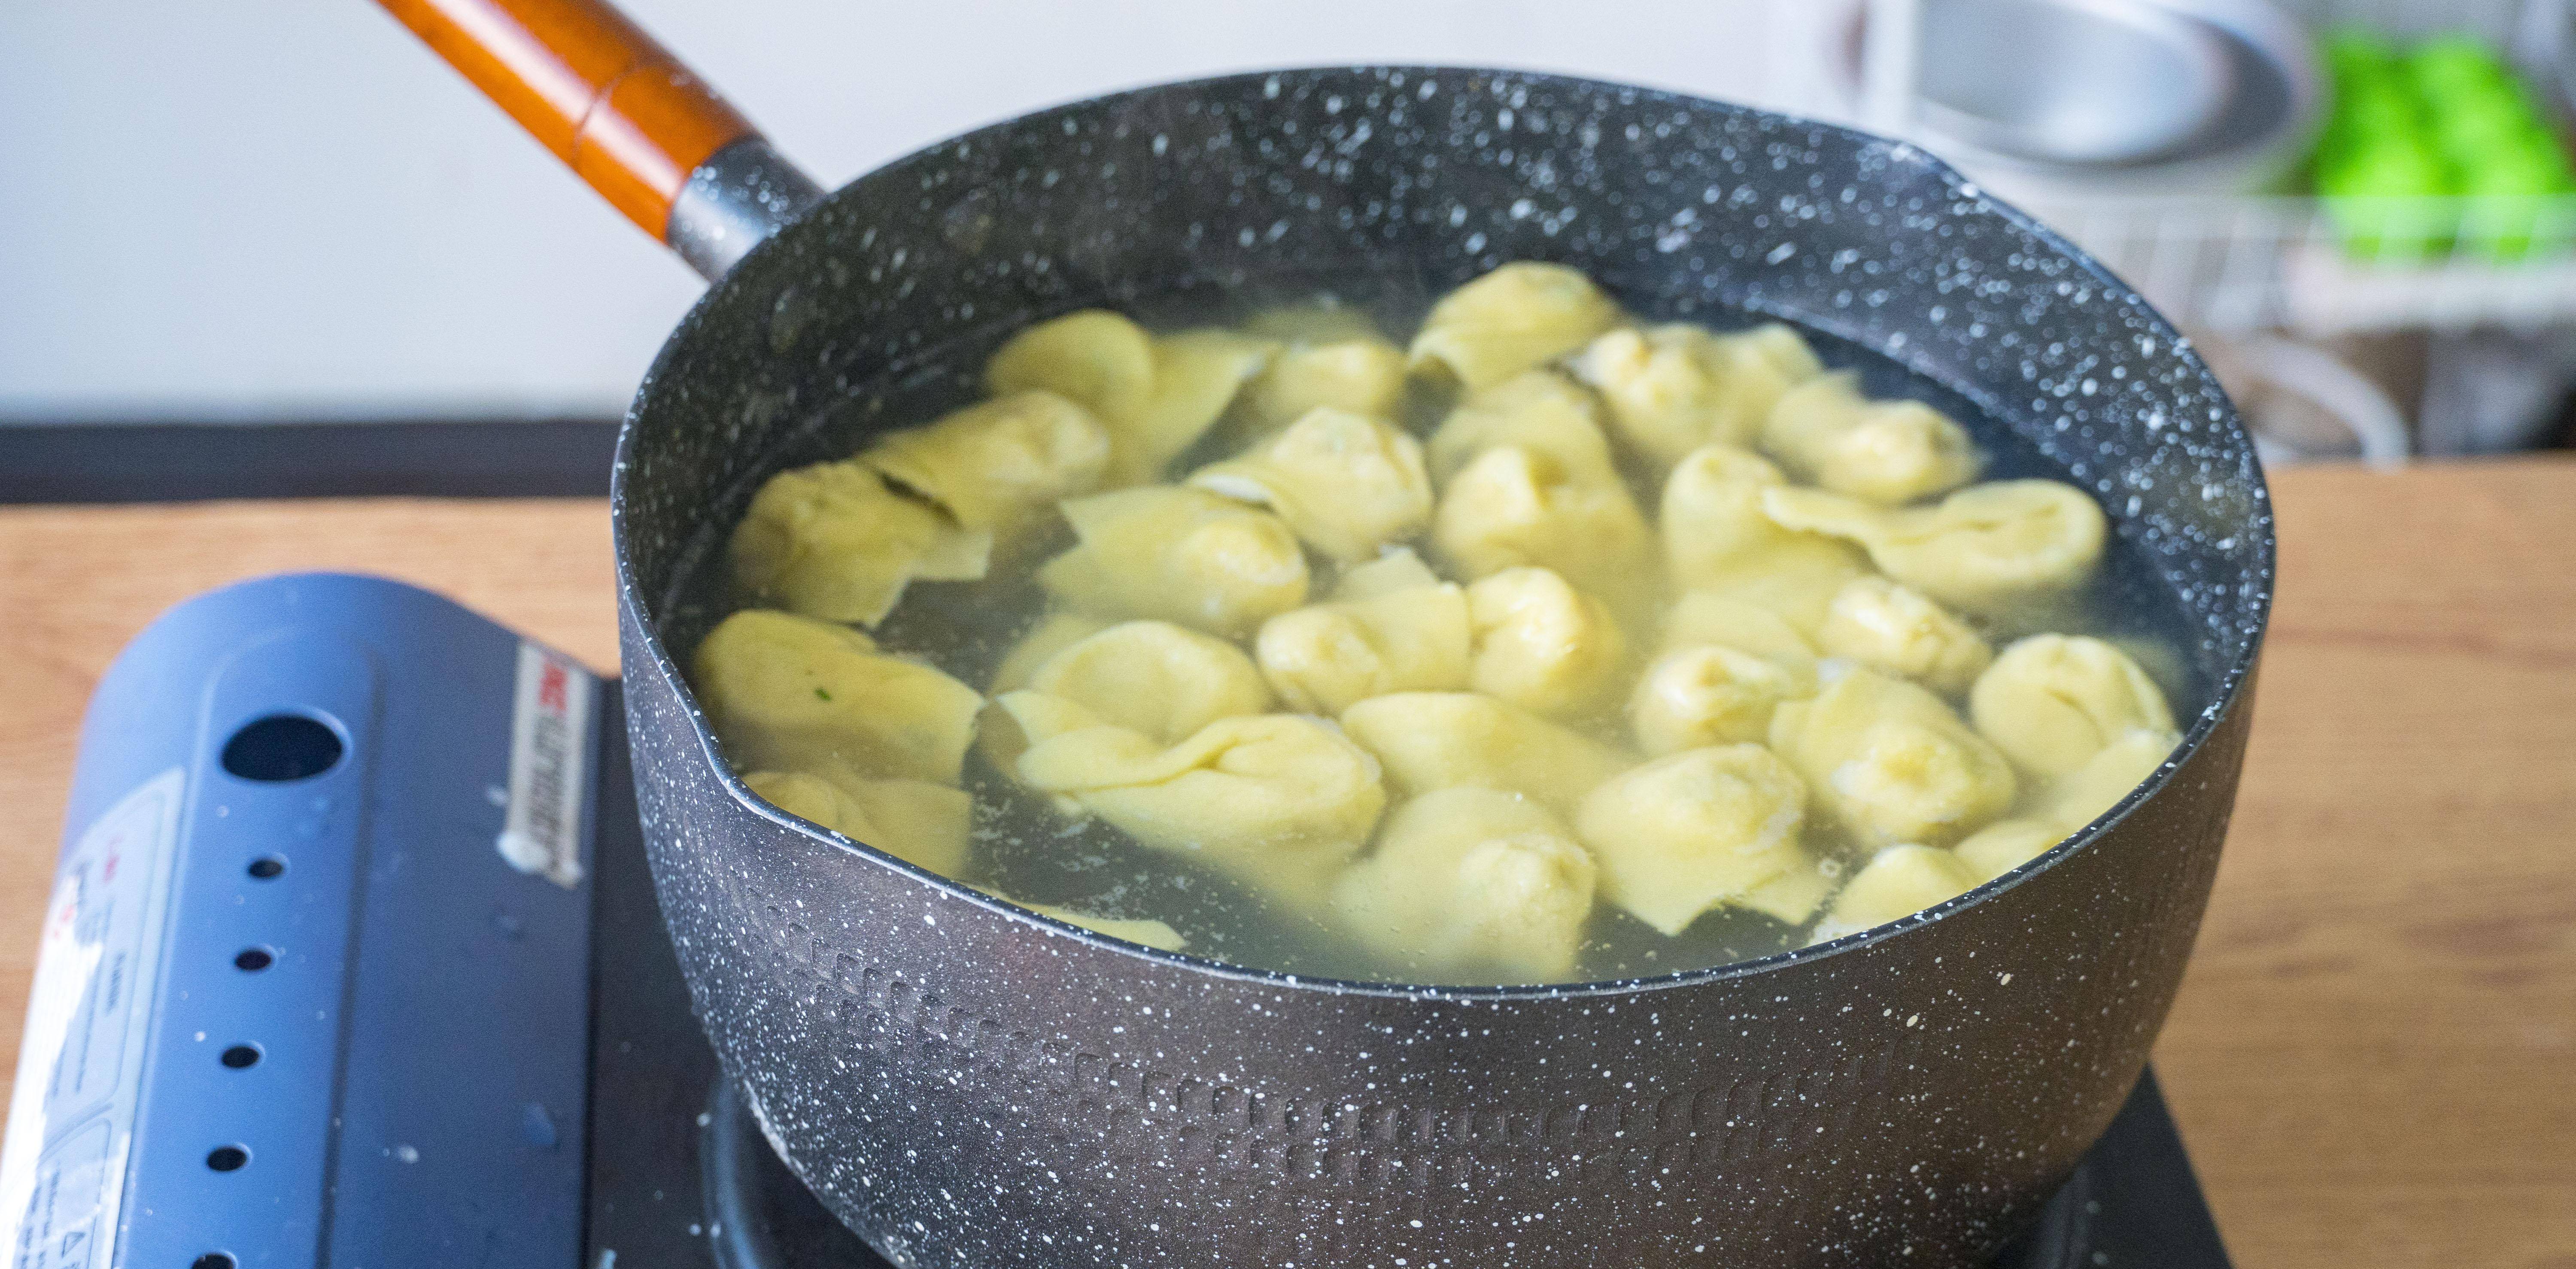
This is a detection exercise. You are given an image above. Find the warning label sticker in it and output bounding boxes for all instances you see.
[495,642,594,890]
[0,766,186,1269]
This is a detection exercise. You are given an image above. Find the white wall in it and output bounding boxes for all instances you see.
[0,1,1792,422]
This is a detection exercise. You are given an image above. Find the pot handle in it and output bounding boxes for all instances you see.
[377,0,823,280]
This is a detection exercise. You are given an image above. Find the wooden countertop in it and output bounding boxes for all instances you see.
[2,460,2571,1267]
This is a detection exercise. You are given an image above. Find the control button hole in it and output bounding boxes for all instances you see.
[221,715,343,783]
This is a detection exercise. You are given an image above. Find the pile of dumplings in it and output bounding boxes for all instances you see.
[688,262,2188,985]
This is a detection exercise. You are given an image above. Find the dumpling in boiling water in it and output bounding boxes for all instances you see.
[1817,577,1993,695]
[1634,592,1821,755]
[741,769,972,878]
[1659,592,1819,666]
[1950,819,2063,885]
[693,610,984,786]
[1037,486,1309,637]
[1407,263,1622,393]
[1569,322,1823,470]
[2038,725,2179,827]
[1629,643,1813,755]
[986,310,1276,485]
[988,611,1114,696]
[1574,745,1831,934]
[1952,726,2181,880]
[1466,567,1629,720]
[863,391,1109,541]
[1023,621,1272,744]
[1241,303,1386,343]
[1254,550,1470,715]
[1188,408,1432,562]
[1768,667,2017,847]
[1002,697,1386,912]
[729,460,992,627]
[1810,844,1981,943]
[1130,330,1283,481]
[1012,900,1189,952]
[986,310,1153,435]
[1659,445,1871,634]
[1425,370,1622,488]
[1760,480,2106,613]
[1433,446,1656,615]
[1334,788,1598,984]
[978,610,1114,770]
[1969,634,2175,779]
[1241,337,1407,432]
[1339,692,1629,814]
[1760,371,1980,505]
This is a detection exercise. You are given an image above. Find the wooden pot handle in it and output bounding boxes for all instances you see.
[378,0,816,273]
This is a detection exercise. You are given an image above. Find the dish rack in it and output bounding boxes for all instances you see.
[2026,193,2576,336]
[1810,0,2576,460]
[2022,0,2576,337]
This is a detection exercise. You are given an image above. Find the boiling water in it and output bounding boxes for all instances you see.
[673,276,2205,987]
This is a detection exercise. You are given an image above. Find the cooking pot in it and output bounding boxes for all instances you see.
[381,3,2272,1264]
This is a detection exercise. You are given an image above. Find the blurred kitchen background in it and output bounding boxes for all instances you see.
[4,0,2573,465]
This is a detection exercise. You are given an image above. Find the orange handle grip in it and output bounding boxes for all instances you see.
[379,0,758,242]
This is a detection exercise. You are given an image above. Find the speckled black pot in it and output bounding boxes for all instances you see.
[612,68,2272,1268]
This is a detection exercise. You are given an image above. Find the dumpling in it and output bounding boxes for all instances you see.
[693,609,984,786]
[1023,621,1272,744]
[1659,445,1872,633]
[1569,322,1823,470]
[1188,407,1433,562]
[1952,818,2063,883]
[1010,898,1189,952]
[987,610,1115,696]
[742,769,971,877]
[1333,788,1598,984]
[1760,480,2107,612]
[1953,726,2180,880]
[1241,303,1385,343]
[1768,667,2017,847]
[1037,486,1310,636]
[2040,726,2179,826]
[863,391,1109,540]
[1331,546,1450,600]
[1432,446,1656,614]
[1466,567,1630,720]
[987,310,1275,485]
[1969,634,2176,779]
[1817,577,1993,695]
[1810,844,1981,943]
[1759,371,1980,505]
[1658,592,1819,665]
[1241,337,1407,432]
[1629,643,1813,755]
[1408,262,1622,393]
[1574,744,1832,934]
[1254,550,1471,715]
[1128,330,1283,483]
[1425,370,1622,488]
[977,610,1115,770]
[986,310,1154,438]
[729,459,992,627]
[1339,692,1629,814]
[1003,699,1386,912]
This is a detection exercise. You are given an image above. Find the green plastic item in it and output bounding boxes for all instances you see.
[2312,29,2575,262]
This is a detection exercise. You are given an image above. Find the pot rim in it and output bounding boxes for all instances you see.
[611,64,2277,1004]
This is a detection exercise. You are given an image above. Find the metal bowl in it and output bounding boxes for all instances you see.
[1850,0,2324,200]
